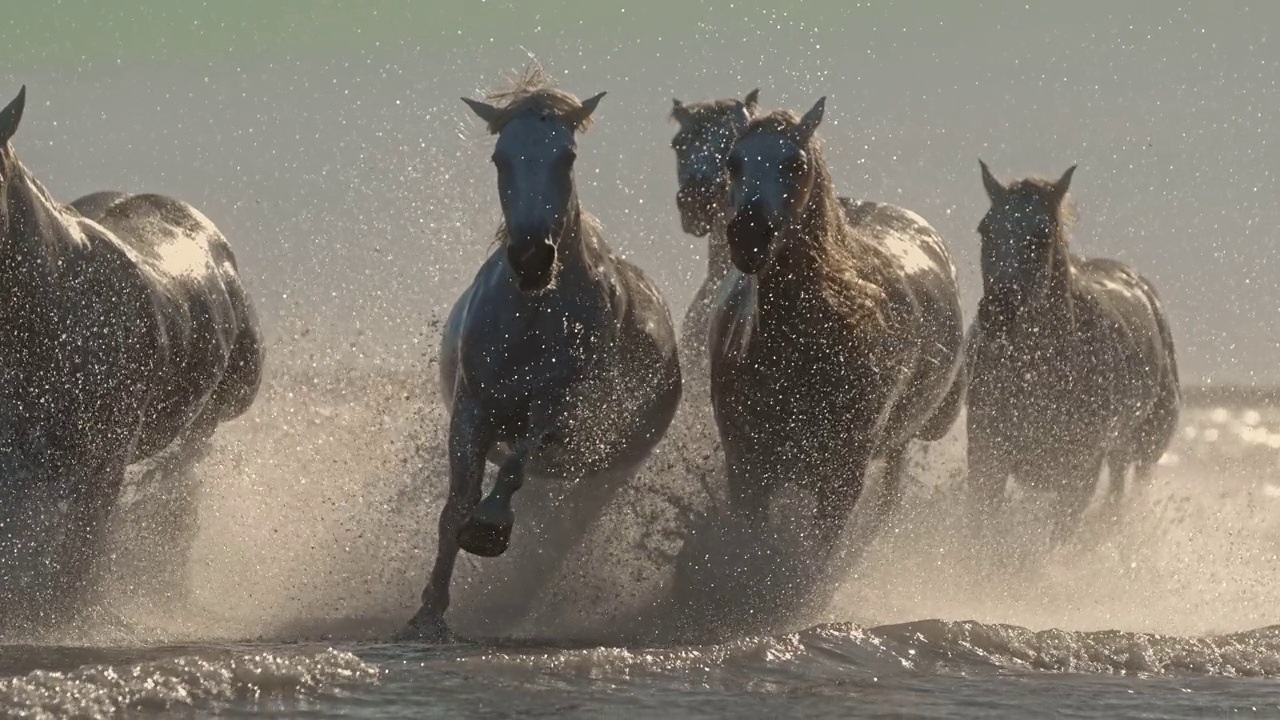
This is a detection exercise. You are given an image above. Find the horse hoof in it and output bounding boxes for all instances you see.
[456,517,511,557]
[395,610,454,643]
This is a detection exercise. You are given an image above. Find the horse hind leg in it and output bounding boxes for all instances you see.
[133,414,221,604]
[1100,451,1132,514]
[856,446,910,558]
[208,318,265,423]
[916,368,965,444]
[54,446,136,621]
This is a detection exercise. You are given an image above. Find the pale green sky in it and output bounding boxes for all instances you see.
[2,1,1276,383]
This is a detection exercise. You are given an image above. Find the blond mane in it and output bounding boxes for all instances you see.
[476,62,597,135]
[742,110,892,339]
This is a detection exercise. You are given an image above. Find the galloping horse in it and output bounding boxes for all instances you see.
[401,68,682,641]
[966,161,1180,543]
[0,86,264,620]
[688,98,964,625]
[668,89,863,383]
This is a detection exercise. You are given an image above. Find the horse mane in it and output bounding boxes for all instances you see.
[1005,176,1080,238]
[0,144,87,260]
[476,62,597,135]
[742,110,891,337]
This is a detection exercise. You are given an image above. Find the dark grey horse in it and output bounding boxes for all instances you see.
[669,89,865,384]
[0,86,264,623]
[966,161,1180,543]
[681,98,965,631]
[401,68,682,642]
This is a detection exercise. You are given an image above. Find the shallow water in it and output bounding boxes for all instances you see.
[1,365,1278,718]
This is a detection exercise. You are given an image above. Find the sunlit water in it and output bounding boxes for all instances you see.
[1,353,1278,718]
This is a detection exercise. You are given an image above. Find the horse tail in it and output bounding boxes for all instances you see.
[916,360,966,442]
[68,190,132,221]
[210,282,265,422]
[1128,272,1182,467]
[916,324,974,443]
[1135,272,1181,392]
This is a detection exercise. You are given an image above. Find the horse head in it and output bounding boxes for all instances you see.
[977,160,1077,314]
[463,88,605,294]
[669,89,759,237]
[724,97,826,274]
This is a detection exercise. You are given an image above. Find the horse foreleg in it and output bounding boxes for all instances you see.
[457,397,565,559]
[402,398,493,642]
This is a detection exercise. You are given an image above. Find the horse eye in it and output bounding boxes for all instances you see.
[726,155,743,175]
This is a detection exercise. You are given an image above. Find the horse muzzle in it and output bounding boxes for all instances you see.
[726,204,776,274]
[507,238,558,293]
[676,184,722,237]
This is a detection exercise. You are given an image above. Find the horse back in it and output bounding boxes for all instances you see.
[1076,257,1180,394]
[68,190,132,221]
[846,202,966,442]
[848,203,963,363]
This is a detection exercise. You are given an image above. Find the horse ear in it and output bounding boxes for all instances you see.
[461,97,502,128]
[1054,164,1077,199]
[730,100,751,134]
[979,159,1005,202]
[671,98,694,126]
[571,91,606,128]
[0,85,27,145]
[796,96,826,142]
[743,88,761,112]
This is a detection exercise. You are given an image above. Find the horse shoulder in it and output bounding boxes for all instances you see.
[609,256,678,348]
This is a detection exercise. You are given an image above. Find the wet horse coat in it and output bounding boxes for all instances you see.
[0,86,263,617]
[966,162,1180,540]
[687,99,964,629]
[403,69,681,641]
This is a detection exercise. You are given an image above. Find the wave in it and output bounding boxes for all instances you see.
[0,647,379,719]
[464,620,1280,684]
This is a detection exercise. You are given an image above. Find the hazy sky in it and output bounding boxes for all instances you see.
[1,1,1276,385]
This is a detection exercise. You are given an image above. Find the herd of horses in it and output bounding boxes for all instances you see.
[0,64,1180,642]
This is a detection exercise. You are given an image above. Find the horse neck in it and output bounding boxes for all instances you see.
[548,192,602,290]
[981,242,1078,335]
[706,215,735,283]
[0,149,78,286]
[758,185,870,322]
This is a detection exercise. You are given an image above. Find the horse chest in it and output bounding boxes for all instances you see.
[459,300,612,411]
[970,328,1120,446]
[714,328,879,445]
